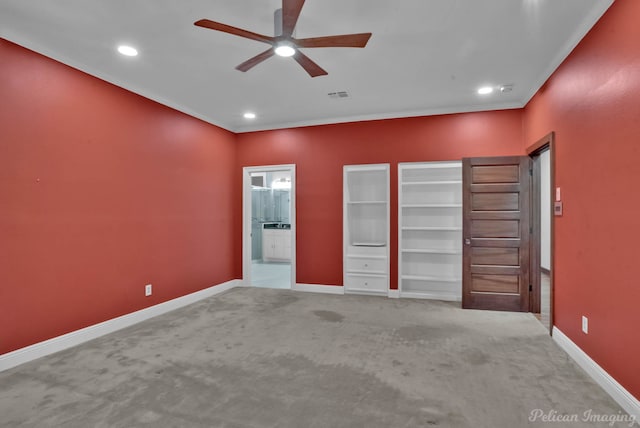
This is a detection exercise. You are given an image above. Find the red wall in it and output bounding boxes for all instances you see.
[524,0,640,399]
[236,112,525,288]
[4,0,637,403]
[0,40,240,355]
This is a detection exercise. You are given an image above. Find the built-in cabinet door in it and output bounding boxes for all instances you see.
[462,156,531,312]
[273,232,288,260]
[262,230,275,260]
[263,230,291,262]
[282,232,291,260]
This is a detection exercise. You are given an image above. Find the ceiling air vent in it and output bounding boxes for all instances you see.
[328,91,349,99]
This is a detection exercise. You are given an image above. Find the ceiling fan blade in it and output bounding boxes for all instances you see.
[194,19,275,44]
[282,0,305,36]
[236,48,276,72]
[293,50,327,77]
[295,33,372,48]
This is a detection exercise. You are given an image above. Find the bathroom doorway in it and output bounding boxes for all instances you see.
[242,165,296,289]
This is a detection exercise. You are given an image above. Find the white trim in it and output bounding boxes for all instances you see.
[0,279,241,373]
[233,102,525,133]
[294,283,345,295]
[552,327,640,422]
[388,289,400,299]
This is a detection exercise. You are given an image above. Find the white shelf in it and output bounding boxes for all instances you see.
[347,254,387,259]
[398,161,463,300]
[401,248,462,254]
[402,275,461,282]
[402,226,462,231]
[401,204,462,208]
[402,180,462,185]
[344,164,390,296]
[347,201,387,205]
[399,291,460,302]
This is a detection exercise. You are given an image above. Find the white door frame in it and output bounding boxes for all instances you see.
[242,164,296,288]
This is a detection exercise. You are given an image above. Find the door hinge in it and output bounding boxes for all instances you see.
[529,226,533,234]
[529,284,533,292]
[529,168,533,176]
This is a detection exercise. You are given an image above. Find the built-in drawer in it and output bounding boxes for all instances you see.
[345,274,387,293]
[346,245,386,257]
[345,257,386,274]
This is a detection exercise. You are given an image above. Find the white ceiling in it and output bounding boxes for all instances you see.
[0,0,613,133]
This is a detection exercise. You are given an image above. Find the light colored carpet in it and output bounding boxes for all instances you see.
[0,288,625,427]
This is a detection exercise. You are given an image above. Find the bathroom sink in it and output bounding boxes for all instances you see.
[263,223,290,229]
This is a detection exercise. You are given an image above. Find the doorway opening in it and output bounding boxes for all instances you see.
[242,165,296,289]
[528,132,555,333]
[461,134,554,325]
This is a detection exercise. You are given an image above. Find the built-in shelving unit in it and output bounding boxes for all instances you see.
[343,164,390,296]
[398,162,462,300]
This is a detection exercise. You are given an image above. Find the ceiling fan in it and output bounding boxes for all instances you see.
[194,0,372,77]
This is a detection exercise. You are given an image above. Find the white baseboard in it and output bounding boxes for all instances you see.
[399,291,461,302]
[388,289,400,298]
[294,283,345,295]
[0,279,241,373]
[552,327,640,422]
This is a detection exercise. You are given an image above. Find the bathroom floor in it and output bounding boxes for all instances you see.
[251,260,291,289]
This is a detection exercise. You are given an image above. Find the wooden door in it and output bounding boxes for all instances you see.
[462,156,531,311]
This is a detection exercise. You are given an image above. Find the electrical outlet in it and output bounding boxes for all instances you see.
[145,284,152,297]
[582,316,588,334]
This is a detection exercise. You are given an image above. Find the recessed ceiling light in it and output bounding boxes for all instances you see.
[275,43,296,57]
[243,112,256,119]
[117,45,138,57]
[477,86,494,95]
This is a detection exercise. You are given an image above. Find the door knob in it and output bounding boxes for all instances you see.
[464,238,471,245]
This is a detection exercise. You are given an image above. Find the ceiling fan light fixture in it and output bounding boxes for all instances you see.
[275,43,296,57]
[117,45,138,57]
